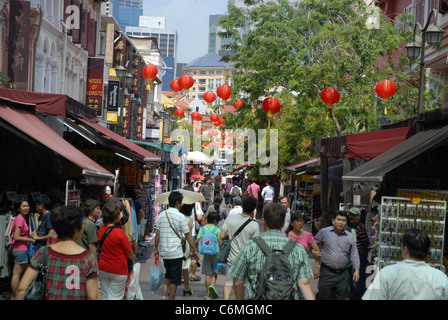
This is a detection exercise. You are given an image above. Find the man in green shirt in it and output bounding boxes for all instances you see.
[230,203,315,300]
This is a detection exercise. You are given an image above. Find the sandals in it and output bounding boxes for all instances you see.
[190,275,201,281]
[183,289,194,296]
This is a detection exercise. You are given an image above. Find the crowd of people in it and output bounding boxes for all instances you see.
[7,170,448,301]
[8,193,144,300]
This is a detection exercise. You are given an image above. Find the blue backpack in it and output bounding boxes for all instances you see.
[199,226,219,256]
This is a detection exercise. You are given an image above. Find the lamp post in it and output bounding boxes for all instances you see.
[405,8,445,132]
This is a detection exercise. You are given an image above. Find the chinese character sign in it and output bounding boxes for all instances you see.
[8,1,30,90]
[86,58,104,115]
[123,95,131,138]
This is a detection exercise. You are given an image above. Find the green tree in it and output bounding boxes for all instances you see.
[219,0,446,168]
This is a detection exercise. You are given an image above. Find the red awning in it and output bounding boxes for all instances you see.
[0,88,66,116]
[0,104,115,185]
[76,117,161,162]
[344,127,414,160]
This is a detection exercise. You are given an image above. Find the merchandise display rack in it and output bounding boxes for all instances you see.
[378,196,446,272]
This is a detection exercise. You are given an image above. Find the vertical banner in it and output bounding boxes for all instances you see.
[86,57,104,115]
[106,79,120,112]
[105,23,115,64]
[137,103,143,141]
[8,1,30,90]
[123,95,131,138]
[114,36,126,68]
[131,56,140,95]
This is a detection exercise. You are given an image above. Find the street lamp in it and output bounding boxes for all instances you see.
[405,8,445,132]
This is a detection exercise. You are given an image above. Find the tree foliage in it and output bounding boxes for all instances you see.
[218,0,447,168]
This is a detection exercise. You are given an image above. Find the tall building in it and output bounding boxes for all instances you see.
[109,0,143,30]
[126,16,178,91]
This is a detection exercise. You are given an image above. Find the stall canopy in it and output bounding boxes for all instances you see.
[0,104,115,185]
[74,116,161,163]
[284,158,320,172]
[342,125,448,193]
[321,126,414,159]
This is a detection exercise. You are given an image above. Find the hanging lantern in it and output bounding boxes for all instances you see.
[262,97,281,129]
[218,117,225,125]
[174,109,184,118]
[375,79,397,115]
[142,65,158,91]
[214,121,220,126]
[203,91,217,105]
[210,114,220,122]
[195,126,203,135]
[178,75,194,92]
[170,80,182,94]
[217,85,232,102]
[142,64,158,80]
[320,88,340,120]
[233,98,244,109]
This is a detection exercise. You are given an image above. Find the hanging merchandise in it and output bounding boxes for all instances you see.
[377,196,446,272]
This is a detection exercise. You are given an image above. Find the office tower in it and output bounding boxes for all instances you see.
[109,0,143,29]
[126,16,178,91]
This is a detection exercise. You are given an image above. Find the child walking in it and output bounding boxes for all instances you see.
[195,211,221,300]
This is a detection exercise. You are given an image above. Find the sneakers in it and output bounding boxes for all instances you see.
[208,284,219,299]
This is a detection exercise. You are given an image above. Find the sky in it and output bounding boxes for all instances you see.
[143,0,229,64]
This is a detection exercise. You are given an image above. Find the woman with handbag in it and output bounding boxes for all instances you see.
[16,205,101,300]
[96,200,135,300]
[10,200,36,300]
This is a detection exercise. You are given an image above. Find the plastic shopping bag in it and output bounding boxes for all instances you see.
[125,263,143,300]
[150,257,164,293]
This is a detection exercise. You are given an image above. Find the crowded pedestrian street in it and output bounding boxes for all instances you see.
[2,0,448,308]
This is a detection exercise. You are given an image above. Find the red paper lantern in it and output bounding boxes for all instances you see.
[214,121,220,126]
[142,64,158,80]
[178,75,194,91]
[233,98,244,108]
[170,80,182,93]
[262,97,281,115]
[218,118,225,125]
[217,85,232,101]
[195,127,203,135]
[210,114,220,122]
[203,91,217,104]
[174,109,184,117]
[320,88,340,106]
[375,79,397,102]
[191,112,201,121]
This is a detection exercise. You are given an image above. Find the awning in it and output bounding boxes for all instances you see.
[232,161,250,171]
[284,158,319,172]
[75,117,161,162]
[0,104,115,185]
[321,126,414,159]
[0,88,66,116]
[344,126,414,160]
[129,139,182,153]
[342,126,448,192]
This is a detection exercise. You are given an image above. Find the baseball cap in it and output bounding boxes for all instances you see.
[349,207,361,215]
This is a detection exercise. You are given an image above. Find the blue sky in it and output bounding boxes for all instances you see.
[143,0,229,64]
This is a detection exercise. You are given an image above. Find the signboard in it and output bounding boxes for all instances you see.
[86,57,104,115]
[8,1,30,90]
[105,23,115,64]
[106,112,118,124]
[123,95,131,138]
[107,79,120,112]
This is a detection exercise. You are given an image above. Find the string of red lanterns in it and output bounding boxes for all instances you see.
[142,64,158,91]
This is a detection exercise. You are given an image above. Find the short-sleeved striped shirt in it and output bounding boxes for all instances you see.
[229,230,313,299]
[156,207,190,259]
[30,246,97,300]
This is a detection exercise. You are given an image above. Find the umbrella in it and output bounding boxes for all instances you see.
[190,174,205,180]
[155,189,205,205]
[186,151,213,165]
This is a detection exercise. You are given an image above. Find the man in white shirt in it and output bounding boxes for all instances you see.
[363,228,448,300]
[228,196,243,217]
[154,191,198,300]
[261,180,275,204]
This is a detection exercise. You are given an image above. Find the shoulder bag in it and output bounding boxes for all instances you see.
[24,246,49,300]
[165,211,187,256]
[217,218,253,263]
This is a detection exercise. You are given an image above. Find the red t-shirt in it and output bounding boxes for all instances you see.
[97,226,132,275]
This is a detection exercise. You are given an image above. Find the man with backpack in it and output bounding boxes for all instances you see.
[230,203,315,300]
